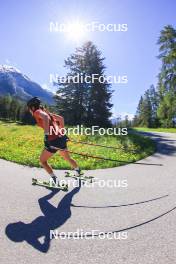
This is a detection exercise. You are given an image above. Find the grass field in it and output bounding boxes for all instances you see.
[134,127,176,133]
[0,121,156,169]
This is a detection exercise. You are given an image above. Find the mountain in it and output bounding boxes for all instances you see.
[0,65,54,104]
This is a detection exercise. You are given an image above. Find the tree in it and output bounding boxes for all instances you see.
[0,94,12,119]
[54,41,113,127]
[157,25,176,127]
[136,96,144,126]
[0,95,36,124]
[148,85,159,127]
[134,25,176,128]
[9,98,21,121]
[135,86,158,128]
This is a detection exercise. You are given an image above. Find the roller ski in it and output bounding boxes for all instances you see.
[32,178,68,192]
[65,169,94,183]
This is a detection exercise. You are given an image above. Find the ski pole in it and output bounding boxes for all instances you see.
[50,146,163,166]
[68,139,140,153]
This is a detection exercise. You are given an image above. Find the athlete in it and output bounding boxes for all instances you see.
[27,97,81,185]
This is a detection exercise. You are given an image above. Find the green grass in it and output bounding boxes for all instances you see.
[0,121,156,169]
[134,127,176,133]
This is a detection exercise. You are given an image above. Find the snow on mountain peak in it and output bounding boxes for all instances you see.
[0,65,21,74]
[0,65,54,104]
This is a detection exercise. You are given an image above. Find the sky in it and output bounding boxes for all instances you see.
[0,0,176,119]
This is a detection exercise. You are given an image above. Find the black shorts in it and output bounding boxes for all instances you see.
[45,135,68,153]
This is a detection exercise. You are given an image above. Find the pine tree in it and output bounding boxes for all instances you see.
[0,94,12,119]
[135,87,157,128]
[9,98,21,121]
[135,96,144,126]
[148,85,159,127]
[157,25,176,127]
[54,41,113,127]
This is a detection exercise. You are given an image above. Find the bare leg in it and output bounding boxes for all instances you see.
[40,149,54,174]
[59,150,78,169]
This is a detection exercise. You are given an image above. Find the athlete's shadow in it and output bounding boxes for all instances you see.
[5,184,81,253]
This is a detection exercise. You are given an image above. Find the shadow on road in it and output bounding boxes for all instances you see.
[136,131,176,157]
[5,184,81,253]
[5,186,176,244]
[71,194,169,209]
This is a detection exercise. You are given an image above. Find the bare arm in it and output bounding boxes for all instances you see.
[39,111,50,134]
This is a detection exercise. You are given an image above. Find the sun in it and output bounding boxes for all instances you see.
[65,21,87,42]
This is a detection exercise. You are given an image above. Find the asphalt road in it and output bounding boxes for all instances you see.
[1,132,176,264]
